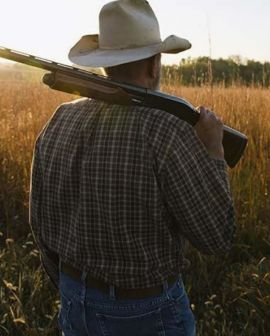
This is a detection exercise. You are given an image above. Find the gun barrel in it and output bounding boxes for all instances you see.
[0,46,73,72]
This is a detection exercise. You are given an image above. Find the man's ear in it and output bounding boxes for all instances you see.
[147,53,161,79]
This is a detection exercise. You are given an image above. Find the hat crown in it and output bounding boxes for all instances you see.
[68,0,191,68]
[99,0,162,49]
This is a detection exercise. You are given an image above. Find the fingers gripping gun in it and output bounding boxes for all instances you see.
[0,46,247,168]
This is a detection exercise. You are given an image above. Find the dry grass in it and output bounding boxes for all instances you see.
[0,71,270,335]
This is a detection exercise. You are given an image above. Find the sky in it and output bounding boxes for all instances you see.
[0,0,269,66]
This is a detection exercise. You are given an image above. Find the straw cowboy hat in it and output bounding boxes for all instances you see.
[69,0,192,68]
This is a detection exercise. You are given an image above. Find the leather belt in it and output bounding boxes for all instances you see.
[60,260,180,300]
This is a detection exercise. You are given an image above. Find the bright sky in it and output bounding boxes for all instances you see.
[0,0,269,65]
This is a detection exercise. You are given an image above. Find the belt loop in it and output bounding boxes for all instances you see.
[109,284,116,300]
[58,259,62,274]
[80,268,88,306]
[163,280,170,300]
[81,268,88,286]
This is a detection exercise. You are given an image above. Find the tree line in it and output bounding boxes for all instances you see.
[1,57,270,87]
[161,56,270,87]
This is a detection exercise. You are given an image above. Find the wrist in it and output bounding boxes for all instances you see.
[208,147,224,159]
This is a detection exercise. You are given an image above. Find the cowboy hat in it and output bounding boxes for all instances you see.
[68,0,192,68]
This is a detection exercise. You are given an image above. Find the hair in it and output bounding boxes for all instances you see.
[103,54,160,81]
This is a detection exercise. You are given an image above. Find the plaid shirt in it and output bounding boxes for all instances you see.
[29,98,235,290]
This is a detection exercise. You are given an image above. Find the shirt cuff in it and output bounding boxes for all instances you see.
[194,137,227,170]
[210,157,228,170]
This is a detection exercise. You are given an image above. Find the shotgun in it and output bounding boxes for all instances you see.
[0,46,247,168]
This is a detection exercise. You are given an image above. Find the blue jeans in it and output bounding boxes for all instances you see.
[58,269,196,336]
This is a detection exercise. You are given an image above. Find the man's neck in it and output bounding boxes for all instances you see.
[109,76,153,90]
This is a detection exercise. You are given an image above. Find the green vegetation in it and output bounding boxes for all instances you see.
[162,57,270,87]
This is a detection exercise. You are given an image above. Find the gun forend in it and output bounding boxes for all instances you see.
[43,72,133,105]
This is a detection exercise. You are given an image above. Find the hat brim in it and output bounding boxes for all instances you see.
[68,34,191,68]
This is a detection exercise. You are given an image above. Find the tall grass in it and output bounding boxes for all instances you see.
[0,71,270,335]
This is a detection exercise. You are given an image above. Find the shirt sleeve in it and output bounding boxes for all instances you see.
[29,135,59,290]
[161,122,236,255]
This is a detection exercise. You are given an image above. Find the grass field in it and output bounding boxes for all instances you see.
[0,68,270,335]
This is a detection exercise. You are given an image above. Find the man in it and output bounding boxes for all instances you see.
[29,0,235,335]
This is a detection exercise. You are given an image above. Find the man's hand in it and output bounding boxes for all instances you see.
[194,106,224,160]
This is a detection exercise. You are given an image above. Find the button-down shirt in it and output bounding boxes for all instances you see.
[29,98,235,290]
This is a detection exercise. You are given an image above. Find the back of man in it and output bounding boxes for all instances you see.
[29,0,236,335]
[34,97,223,289]
[37,98,193,289]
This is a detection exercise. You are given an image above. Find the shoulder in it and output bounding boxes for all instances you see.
[57,97,92,111]
[45,97,96,125]
[130,105,197,171]
[132,105,194,142]
[35,98,91,143]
